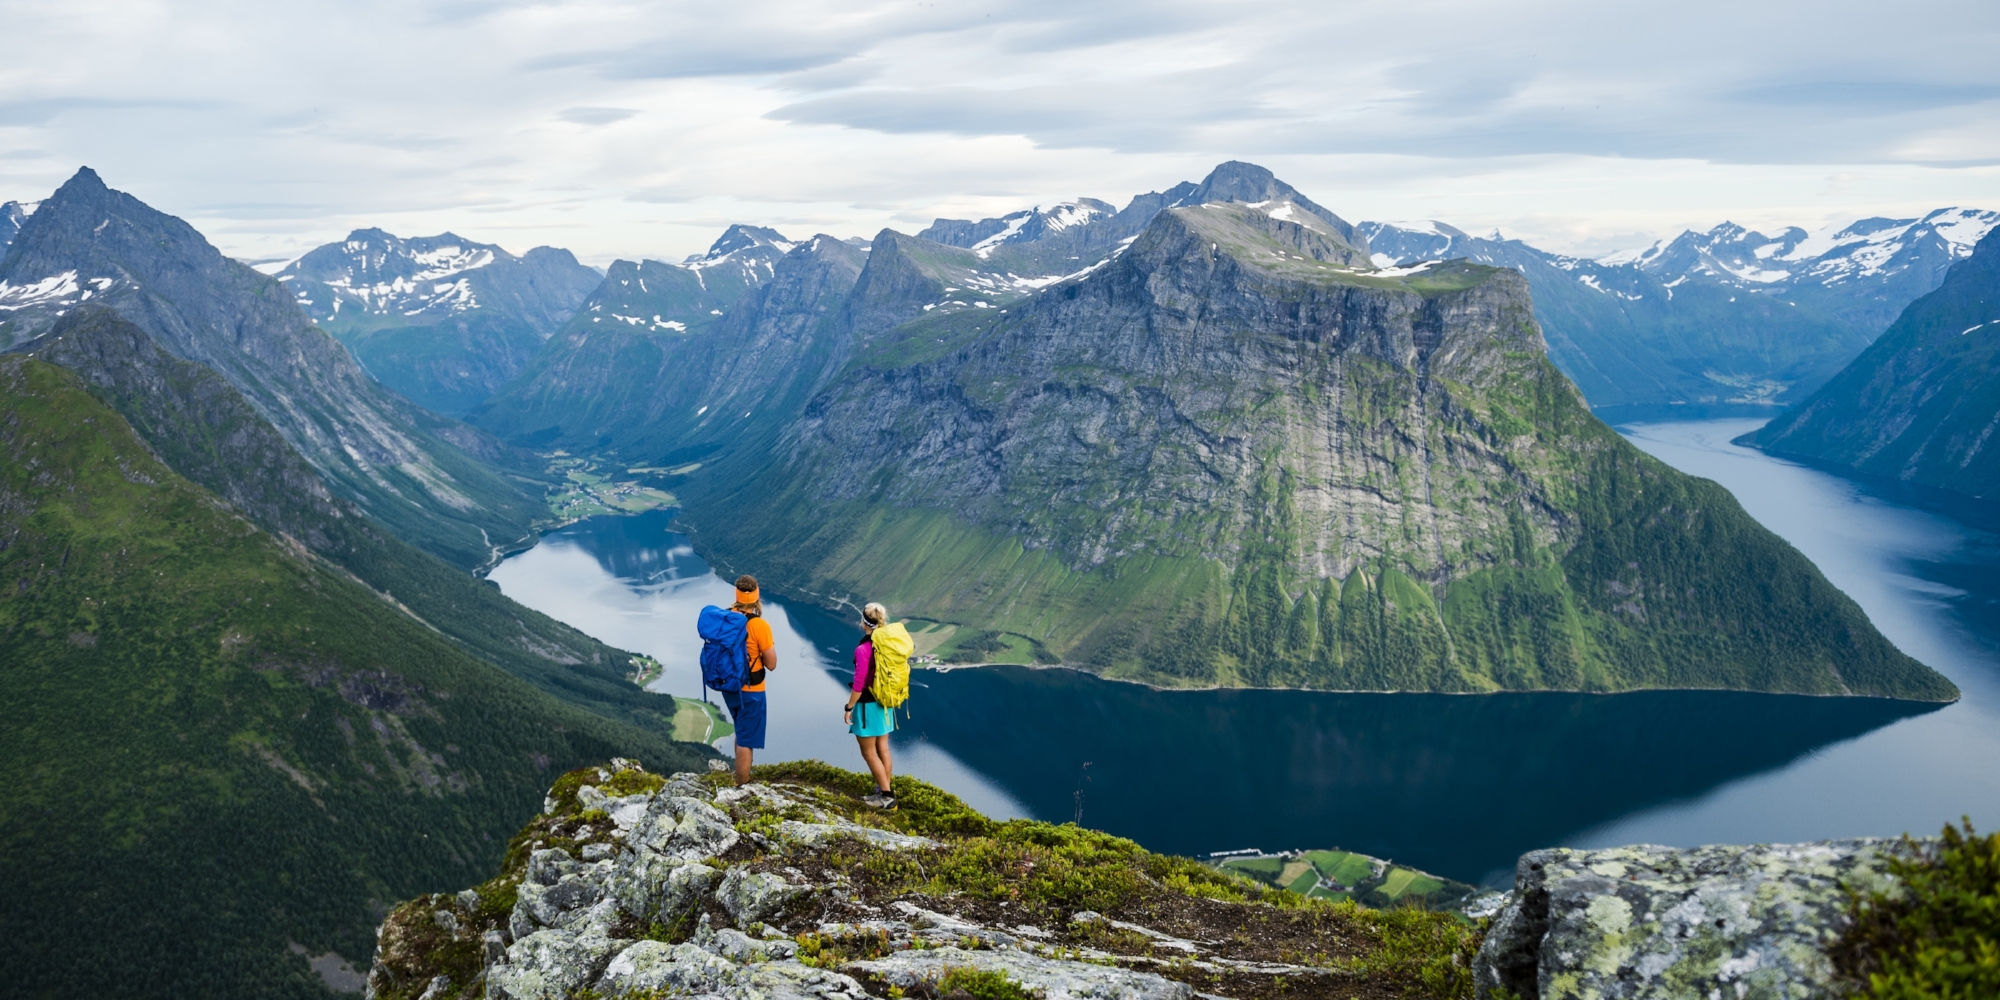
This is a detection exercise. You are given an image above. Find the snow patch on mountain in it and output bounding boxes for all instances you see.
[0,270,83,311]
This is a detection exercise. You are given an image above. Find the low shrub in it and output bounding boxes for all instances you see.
[1835,818,2000,999]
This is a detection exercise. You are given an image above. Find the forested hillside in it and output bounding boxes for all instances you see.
[0,353,710,999]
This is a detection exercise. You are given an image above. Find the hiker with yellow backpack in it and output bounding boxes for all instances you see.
[844,602,911,809]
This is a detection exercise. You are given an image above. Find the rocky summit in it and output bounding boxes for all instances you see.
[368,760,1489,1000]
[1474,840,1912,1000]
[372,761,1935,1000]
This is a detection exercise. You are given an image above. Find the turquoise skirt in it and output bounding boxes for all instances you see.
[848,701,895,737]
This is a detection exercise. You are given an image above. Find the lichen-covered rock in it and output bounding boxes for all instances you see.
[605,854,720,925]
[715,866,808,926]
[776,819,938,851]
[850,945,1195,1000]
[596,940,741,995]
[1474,839,1912,1000]
[627,794,741,861]
[490,926,628,1000]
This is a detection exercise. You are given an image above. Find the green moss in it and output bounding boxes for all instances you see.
[936,966,1043,1000]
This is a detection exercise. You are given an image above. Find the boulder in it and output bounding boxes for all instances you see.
[715,867,808,926]
[1473,839,1910,1000]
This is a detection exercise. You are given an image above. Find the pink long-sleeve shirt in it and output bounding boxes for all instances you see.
[851,640,873,695]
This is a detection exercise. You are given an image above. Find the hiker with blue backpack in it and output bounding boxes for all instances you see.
[696,575,776,786]
[845,603,912,809]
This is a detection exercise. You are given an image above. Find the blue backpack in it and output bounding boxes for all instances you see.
[697,605,750,693]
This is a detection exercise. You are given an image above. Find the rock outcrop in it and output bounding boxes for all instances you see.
[367,761,1484,1000]
[1473,840,1913,1000]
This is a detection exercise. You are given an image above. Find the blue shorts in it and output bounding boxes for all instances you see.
[848,701,895,738]
[720,689,766,750]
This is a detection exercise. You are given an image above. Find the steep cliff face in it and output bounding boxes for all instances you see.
[17,306,686,734]
[676,192,1951,699]
[1749,228,2000,499]
[0,168,543,568]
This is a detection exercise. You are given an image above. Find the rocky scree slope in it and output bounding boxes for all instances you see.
[0,353,710,1000]
[369,760,1483,1000]
[1359,208,1998,412]
[1748,227,2000,501]
[15,306,686,736]
[675,191,1953,699]
[279,229,602,416]
[0,168,544,568]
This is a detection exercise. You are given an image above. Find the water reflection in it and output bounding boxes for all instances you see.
[868,664,1933,882]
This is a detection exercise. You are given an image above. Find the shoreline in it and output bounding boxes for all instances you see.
[496,506,1957,707]
[913,659,1959,703]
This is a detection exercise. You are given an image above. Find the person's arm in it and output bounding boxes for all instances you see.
[751,618,777,675]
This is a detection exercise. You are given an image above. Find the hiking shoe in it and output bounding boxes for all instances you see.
[864,792,896,810]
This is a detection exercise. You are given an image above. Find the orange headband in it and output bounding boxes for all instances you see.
[735,588,758,605]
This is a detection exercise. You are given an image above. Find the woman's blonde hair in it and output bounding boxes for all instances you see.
[862,602,888,628]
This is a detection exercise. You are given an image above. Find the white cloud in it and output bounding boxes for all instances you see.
[0,0,1995,263]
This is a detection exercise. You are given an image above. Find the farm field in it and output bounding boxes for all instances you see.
[1214,848,1479,911]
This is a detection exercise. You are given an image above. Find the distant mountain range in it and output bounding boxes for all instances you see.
[1360,208,1997,412]
[465,160,1952,700]
[1747,227,2000,499]
[0,170,544,568]
[0,163,1964,999]
[276,229,602,416]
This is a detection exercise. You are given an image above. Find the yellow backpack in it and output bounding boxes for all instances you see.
[868,622,913,709]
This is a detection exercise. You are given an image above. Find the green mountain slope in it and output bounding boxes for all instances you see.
[671,187,1953,700]
[0,168,544,569]
[16,306,683,735]
[0,352,709,1000]
[1748,229,2000,499]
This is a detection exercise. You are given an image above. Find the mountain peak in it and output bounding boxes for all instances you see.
[704,224,792,260]
[1189,160,1288,202]
[56,166,108,198]
[1182,161,1360,246]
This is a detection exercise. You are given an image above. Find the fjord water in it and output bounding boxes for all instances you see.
[489,419,2000,884]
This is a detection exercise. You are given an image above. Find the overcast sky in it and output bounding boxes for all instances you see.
[3,0,1997,265]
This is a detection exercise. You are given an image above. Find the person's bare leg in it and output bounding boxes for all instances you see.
[734,745,753,786]
[878,736,893,791]
[857,736,890,791]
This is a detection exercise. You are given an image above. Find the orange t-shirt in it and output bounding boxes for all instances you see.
[742,616,774,692]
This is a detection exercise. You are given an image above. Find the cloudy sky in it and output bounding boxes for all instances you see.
[3,0,1997,265]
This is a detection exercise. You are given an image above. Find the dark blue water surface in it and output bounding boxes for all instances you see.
[492,420,2000,885]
